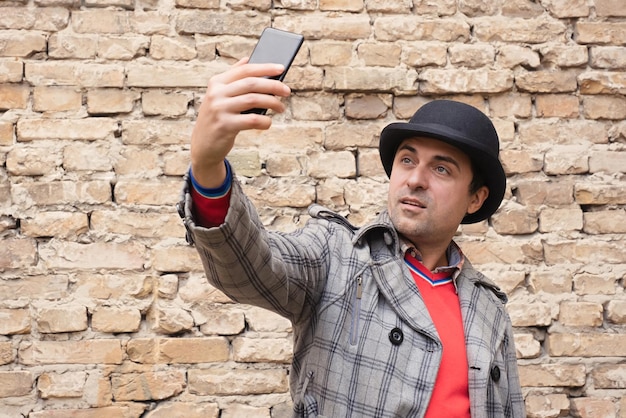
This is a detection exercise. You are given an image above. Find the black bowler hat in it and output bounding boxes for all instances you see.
[379,100,506,224]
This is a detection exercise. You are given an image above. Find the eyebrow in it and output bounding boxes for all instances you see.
[397,143,462,172]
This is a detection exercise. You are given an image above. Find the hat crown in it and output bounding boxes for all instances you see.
[407,100,499,157]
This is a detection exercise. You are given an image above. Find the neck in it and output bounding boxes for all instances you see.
[403,236,451,271]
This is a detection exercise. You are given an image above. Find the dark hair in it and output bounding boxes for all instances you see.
[469,158,486,194]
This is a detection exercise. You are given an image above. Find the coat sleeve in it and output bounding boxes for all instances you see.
[179,173,331,324]
[503,317,526,417]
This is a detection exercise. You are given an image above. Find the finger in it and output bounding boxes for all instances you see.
[224,76,291,100]
[217,63,285,85]
[230,92,288,115]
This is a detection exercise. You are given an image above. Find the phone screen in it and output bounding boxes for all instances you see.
[247,28,304,82]
[242,28,304,114]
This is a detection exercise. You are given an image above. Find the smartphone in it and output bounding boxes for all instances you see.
[241,27,304,115]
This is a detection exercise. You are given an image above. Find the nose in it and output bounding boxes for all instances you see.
[406,164,429,190]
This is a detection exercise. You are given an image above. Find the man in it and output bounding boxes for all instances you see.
[178,59,525,417]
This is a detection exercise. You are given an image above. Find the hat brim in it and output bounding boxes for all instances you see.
[379,123,506,224]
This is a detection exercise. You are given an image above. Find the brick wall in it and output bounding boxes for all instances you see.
[0,0,625,417]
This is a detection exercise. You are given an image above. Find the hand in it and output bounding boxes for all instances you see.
[190,58,291,188]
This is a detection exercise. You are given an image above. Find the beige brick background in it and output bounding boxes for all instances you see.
[0,0,625,417]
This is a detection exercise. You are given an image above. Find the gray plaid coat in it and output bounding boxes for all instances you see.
[180,175,525,418]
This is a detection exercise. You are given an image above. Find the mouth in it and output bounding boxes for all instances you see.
[400,197,426,209]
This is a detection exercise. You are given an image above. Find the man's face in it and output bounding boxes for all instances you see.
[387,137,489,248]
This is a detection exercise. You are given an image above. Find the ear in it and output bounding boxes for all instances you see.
[467,186,489,215]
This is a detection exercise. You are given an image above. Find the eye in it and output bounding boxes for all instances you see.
[434,165,450,174]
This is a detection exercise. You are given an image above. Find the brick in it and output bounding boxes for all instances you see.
[71,10,165,34]
[519,364,586,387]
[544,0,589,17]
[114,179,181,205]
[29,406,140,418]
[0,237,37,269]
[0,342,13,365]
[126,62,219,88]
[558,301,603,327]
[524,394,570,418]
[0,275,68,301]
[459,0,498,16]
[97,35,150,60]
[513,333,541,359]
[91,210,184,238]
[275,15,371,40]
[549,333,626,357]
[188,368,288,396]
[575,182,626,205]
[573,272,617,295]
[63,142,114,172]
[518,120,608,146]
[142,90,191,117]
[71,273,153,300]
[571,397,617,418]
[528,268,574,294]
[420,69,513,94]
[0,308,31,335]
[87,89,139,114]
[48,33,97,59]
[357,42,401,67]
[243,306,292,333]
[0,84,29,110]
[26,62,125,87]
[579,72,626,95]
[583,95,626,120]
[538,44,588,67]
[222,405,271,418]
[33,86,82,112]
[592,364,626,389]
[113,147,160,176]
[11,180,111,206]
[606,300,626,324]
[39,241,146,270]
[307,151,356,178]
[516,70,578,93]
[535,94,580,118]
[19,340,123,365]
[310,41,352,66]
[539,207,584,232]
[474,17,567,43]
[232,337,293,363]
[357,148,385,177]
[0,59,23,83]
[162,150,189,176]
[292,93,342,120]
[112,369,185,401]
[589,151,626,174]
[17,118,118,141]
[6,145,62,175]
[0,31,46,57]
[507,301,553,326]
[343,177,389,213]
[500,150,543,174]
[365,0,415,13]
[576,22,626,44]
[126,337,230,364]
[496,45,540,69]
[151,245,203,272]
[544,146,589,175]
[38,371,86,398]
[176,11,269,36]
[544,240,624,264]
[448,44,495,67]
[92,307,141,333]
[0,121,13,145]
[590,46,626,69]
[344,94,389,119]
[324,66,417,94]
[320,0,363,11]
[514,178,575,206]
[197,305,245,335]
[148,303,195,334]
[21,212,88,238]
[583,220,625,248]
[595,0,626,17]
[374,17,469,42]
[0,371,32,397]
[492,205,538,235]
[150,35,197,60]
[402,42,448,67]
[175,0,219,8]
[142,402,219,418]
[244,177,316,208]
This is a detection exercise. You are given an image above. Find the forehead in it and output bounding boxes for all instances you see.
[396,136,471,164]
